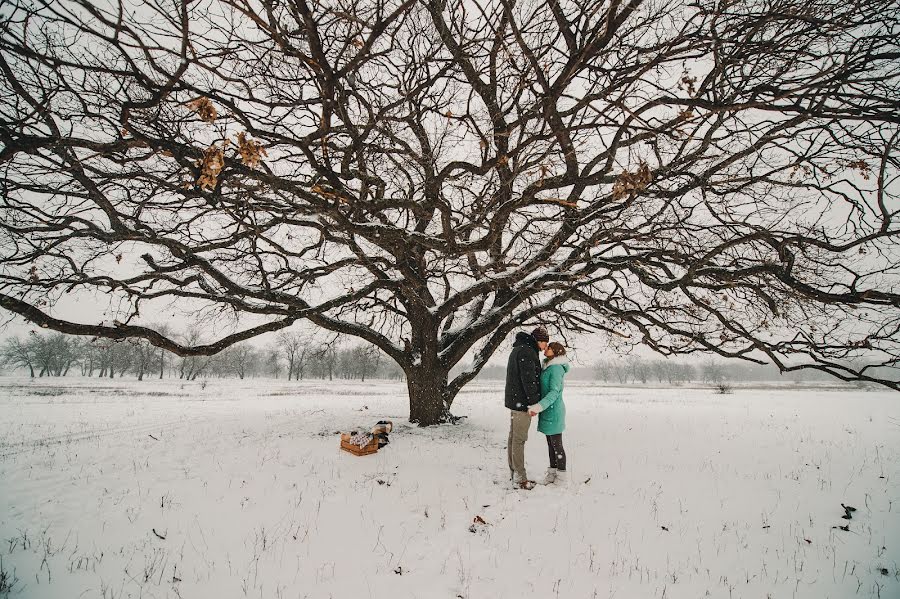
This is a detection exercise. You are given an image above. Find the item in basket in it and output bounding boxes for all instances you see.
[349,431,374,448]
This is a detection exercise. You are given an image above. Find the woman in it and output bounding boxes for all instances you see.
[529,341,570,486]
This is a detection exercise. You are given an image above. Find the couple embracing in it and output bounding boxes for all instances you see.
[505,326,570,491]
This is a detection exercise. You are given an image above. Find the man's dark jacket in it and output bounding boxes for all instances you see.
[505,332,542,411]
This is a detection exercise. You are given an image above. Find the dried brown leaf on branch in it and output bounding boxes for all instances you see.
[185,97,218,123]
[310,183,349,204]
[236,132,267,168]
[196,143,225,190]
[612,162,652,200]
[842,159,871,180]
[546,197,578,208]
[679,73,698,96]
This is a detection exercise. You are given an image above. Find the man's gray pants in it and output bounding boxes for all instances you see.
[507,410,531,481]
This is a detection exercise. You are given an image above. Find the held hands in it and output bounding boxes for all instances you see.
[528,404,544,417]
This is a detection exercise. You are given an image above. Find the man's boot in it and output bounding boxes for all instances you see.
[512,474,536,490]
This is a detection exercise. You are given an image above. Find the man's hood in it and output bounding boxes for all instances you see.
[513,331,537,350]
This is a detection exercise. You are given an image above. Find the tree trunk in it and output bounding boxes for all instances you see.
[406,366,456,426]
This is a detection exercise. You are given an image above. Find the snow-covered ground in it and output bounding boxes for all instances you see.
[0,376,897,599]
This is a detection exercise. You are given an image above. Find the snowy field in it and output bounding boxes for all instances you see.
[0,376,898,599]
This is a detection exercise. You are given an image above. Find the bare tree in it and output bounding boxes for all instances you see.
[1,1,899,423]
[277,332,310,380]
[177,329,210,380]
[626,356,650,384]
[93,339,121,378]
[312,344,340,381]
[130,338,157,381]
[607,360,631,385]
[337,343,383,380]
[154,323,172,379]
[354,345,382,382]
[232,343,260,379]
[265,344,284,379]
[649,360,668,384]
[702,360,726,385]
[592,360,611,383]
[32,332,77,376]
[0,335,37,377]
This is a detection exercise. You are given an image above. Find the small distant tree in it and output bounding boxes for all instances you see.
[681,363,697,385]
[53,334,78,375]
[611,361,630,385]
[592,360,609,383]
[277,332,310,380]
[351,345,382,382]
[702,360,726,386]
[265,344,283,379]
[177,329,210,380]
[129,338,157,381]
[95,340,113,378]
[154,324,172,379]
[232,343,259,380]
[33,334,54,377]
[649,360,669,384]
[116,342,135,377]
[0,335,37,377]
[313,345,340,381]
[627,357,650,384]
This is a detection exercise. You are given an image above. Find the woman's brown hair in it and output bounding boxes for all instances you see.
[548,341,566,356]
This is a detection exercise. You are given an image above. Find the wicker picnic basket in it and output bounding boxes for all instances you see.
[339,432,379,456]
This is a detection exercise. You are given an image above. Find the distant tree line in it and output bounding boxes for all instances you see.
[5,331,882,386]
[0,330,404,381]
[591,357,859,385]
[471,356,843,384]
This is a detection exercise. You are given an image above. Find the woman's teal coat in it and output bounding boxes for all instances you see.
[537,356,570,435]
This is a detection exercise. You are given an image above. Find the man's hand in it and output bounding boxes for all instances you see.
[529,404,543,417]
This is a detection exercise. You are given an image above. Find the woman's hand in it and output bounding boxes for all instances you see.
[528,404,543,417]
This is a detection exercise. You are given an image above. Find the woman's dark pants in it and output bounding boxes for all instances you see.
[546,433,566,471]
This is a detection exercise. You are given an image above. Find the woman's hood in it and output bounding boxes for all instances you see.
[544,355,571,372]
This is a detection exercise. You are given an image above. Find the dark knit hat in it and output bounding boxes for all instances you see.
[531,326,549,342]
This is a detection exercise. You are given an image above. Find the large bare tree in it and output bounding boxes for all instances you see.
[1,0,898,423]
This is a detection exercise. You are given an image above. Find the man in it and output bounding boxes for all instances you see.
[505,325,549,489]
